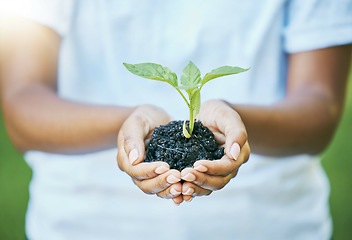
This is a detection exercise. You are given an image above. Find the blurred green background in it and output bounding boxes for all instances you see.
[0,71,351,240]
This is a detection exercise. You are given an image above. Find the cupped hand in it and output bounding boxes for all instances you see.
[117,104,184,204]
[180,99,250,202]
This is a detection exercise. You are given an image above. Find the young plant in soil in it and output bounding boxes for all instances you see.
[123,61,248,171]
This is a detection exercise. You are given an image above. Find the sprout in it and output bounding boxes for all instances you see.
[123,61,248,138]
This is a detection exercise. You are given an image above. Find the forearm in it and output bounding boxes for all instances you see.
[230,45,351,157]
[2,84,135,154]
[0,19,135,154]
[230,93,341,156]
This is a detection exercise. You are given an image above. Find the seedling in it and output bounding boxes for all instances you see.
[123,61,248,138]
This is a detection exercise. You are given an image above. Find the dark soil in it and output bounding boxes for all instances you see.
[144,120,224,171]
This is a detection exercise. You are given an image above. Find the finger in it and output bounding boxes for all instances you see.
[128,161,170,181]
[182,195,193,202]
[117,132,170,180]
[199,101,248,161]
[193,156,240,177]
[116,132,133,173]
[134,169,181,194]
[117,128,144,171]
[156,182,182,199]
[172,195,184,205]
[120,123,150,166]
[239,141,250,164]
[182,181,212,197]
[212,131,226,145]
[181,167,237,191]
[117,105,171,166]
[211,118,247,161]
[220,115,247,161]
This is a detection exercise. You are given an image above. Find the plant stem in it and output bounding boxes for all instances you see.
[176,88,194,137]
[189,106,194,135]
[175,88,190,108]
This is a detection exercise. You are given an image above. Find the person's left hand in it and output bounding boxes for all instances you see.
[117,104,184,205]
[180,99,250,202]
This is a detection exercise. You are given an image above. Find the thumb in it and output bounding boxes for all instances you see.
[118,115,150,166]
[223,120,248,161]
[121,128,147,166]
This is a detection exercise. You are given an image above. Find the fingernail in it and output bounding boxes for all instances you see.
[183,187,194,195]
[194,164,207,172]
[129,149,139,165]
[155,165,169,174]
[170,187,181,196]
[167,174,181,184]
[182,173,196,182]
[230,143,241,160]
[186,197,193,202]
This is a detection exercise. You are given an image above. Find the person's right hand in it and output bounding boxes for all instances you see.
[117,105,184,205]
[180,99,250,202]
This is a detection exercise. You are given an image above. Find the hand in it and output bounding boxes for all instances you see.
[180,99,250,202]
[117,104,184,204]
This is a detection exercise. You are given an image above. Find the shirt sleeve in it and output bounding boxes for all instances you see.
[283,0,352,53]
[0,0,74,37]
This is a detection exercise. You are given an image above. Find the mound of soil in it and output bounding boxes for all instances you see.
[144,120,224,171]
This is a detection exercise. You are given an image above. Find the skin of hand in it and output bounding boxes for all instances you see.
[117,104,185,204]
[117,101,250,205]
[180,99,250,202]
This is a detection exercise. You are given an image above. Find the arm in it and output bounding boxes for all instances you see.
[231,45,352,156]
[0,18,134,154]
[1,19,183,204]
[179,45,351,200]
[117,46,350,204]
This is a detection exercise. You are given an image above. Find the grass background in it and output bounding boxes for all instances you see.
[0,71,351,240]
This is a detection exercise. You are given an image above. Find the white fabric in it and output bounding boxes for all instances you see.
[2,0,352,239]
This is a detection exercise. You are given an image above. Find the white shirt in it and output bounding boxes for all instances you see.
[2,0,352,239]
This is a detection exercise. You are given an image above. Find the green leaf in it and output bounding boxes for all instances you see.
[201,66,249,87]
[122,61,249,139]
[190,89,201,118]
[123,62,178,87]
[180,61,202,90]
